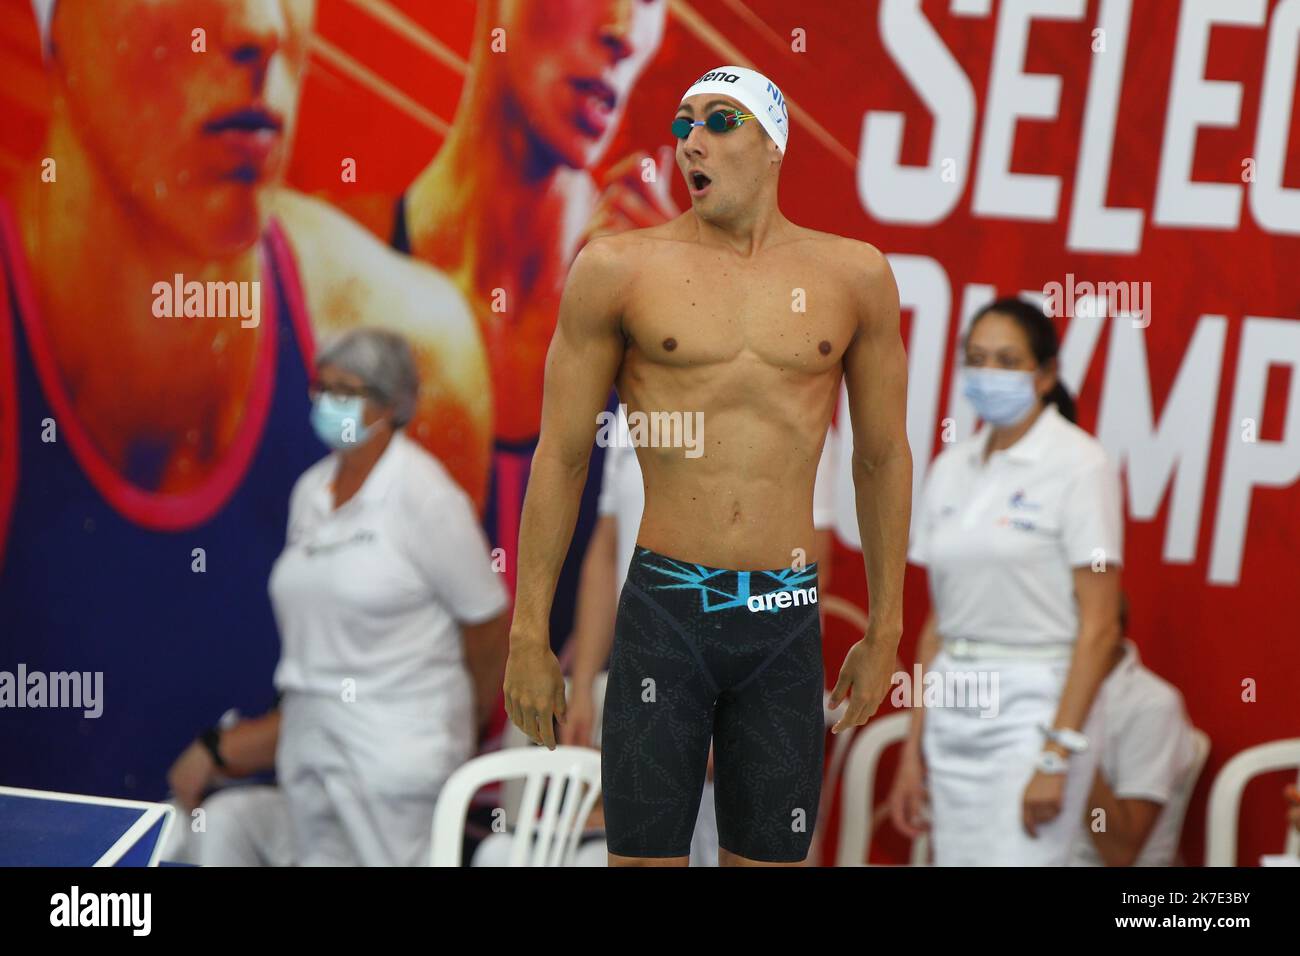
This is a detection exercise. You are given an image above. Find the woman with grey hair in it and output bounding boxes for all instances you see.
[261,327,510,865]
[309,328,423,443]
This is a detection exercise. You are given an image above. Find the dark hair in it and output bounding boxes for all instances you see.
[965,296,1077,424]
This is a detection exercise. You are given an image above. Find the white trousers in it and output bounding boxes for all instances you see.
[161,787,293,866]
[922,650,1104,866]
[277,689,472,866]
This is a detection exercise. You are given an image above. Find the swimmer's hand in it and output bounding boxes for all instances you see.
[503,641,567,750]
[828,626,899,734]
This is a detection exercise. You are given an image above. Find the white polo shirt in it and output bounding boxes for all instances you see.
[1072,640,1198,867]
[270,431,508,703]
[597,413,838,594]
[908,403,1123,645]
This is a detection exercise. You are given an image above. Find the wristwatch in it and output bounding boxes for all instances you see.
[1039,723,1089,754]
[198,726,227,769]
[1035,750,1070,775]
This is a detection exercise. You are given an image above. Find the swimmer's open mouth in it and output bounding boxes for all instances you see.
[689,171,712,193]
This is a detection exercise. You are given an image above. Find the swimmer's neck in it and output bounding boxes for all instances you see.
[687,195,790,257]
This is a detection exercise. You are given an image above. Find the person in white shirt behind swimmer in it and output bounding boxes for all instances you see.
[886,583,1202,868]
[471,410,840,866]
[886,296,1124,866]
[166,328,510,866]
[1071,594,1199,867]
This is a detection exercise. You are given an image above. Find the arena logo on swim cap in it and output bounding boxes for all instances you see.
[695,70,741,84]
[681,65,789,153]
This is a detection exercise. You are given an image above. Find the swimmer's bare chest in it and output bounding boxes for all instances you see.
[613,237,859,568]
[618,239,855,424]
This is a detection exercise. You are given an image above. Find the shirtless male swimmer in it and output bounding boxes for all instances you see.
[503,66,912,867]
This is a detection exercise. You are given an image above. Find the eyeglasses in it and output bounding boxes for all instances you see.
[671,109,757,140]
[308,380,383,401]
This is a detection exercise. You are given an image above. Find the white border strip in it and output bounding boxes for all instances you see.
[0,786,176,867]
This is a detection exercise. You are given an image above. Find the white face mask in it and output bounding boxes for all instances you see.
[310,392,375,450]
[961,367,1039,426]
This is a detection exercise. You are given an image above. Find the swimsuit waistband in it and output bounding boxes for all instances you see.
[630,543,818,578]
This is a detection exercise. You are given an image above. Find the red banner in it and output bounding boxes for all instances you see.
[2,0,1295,865]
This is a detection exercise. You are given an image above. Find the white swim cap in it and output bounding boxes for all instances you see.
[680,66,789,153]
[30,0,56,55]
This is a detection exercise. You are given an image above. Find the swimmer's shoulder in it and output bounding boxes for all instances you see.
[787,227,889,272]
[567,218,691,286]
[590,214,698,252]
[789,229,895,299]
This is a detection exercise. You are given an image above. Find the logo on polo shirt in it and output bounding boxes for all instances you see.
[303,529,377,556]
[997,516,1038,532]
[1009,489,1042,511]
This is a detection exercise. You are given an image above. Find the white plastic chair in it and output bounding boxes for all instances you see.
[430,745,602,866]
[1205,737,1300,866]
[835,711,927,866]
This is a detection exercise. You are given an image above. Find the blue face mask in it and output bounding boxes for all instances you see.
[310,392,375,450]
[961,367,1039,426]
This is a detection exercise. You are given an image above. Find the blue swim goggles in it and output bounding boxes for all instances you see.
[671,108,757,139]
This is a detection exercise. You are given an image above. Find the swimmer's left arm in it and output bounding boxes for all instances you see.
[829,244,912,732]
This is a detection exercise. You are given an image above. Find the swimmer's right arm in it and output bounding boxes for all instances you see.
[504,239,629,749]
